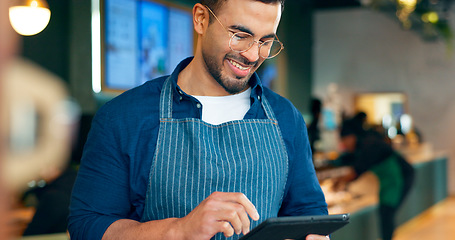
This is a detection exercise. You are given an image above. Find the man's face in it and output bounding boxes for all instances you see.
[201,0,281,94]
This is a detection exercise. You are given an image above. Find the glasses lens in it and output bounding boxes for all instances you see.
[260,40,282,59]
[229,32,283,59]
[230,32,254,52]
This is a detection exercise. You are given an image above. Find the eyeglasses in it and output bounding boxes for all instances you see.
[205,5,284,59]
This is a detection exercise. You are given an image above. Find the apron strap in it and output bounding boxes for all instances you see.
[159,76,173,119]
[261,96,278,122]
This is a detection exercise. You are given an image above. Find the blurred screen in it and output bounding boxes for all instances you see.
[103,0,194,91]
[105,0,138,89]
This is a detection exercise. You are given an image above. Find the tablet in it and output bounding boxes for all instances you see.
[239,213,350,240]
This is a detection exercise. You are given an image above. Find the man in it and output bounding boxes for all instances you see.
[68,0,328,239]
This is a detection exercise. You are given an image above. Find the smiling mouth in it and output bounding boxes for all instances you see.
[228,59,251,71]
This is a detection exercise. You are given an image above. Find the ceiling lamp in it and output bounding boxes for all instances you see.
[9,0,51,36]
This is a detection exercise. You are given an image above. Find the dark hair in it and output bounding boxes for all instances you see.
[340,117,366,138]
[201,0,285,21]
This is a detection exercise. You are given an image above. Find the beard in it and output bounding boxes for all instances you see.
[202,49,258,94]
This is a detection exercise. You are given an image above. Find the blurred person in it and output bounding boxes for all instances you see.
[0,0,19,238]
[332,115,415,240]
[1,1,77,238]
[3,57,77,237]
[69,0,329,240]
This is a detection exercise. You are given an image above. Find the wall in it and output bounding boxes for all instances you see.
[21,0,70,82]
[69,0,97,113]
[313,7,455,194]
[277,0,314,113]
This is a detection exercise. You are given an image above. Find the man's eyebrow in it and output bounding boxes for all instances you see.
[229,25,277,39]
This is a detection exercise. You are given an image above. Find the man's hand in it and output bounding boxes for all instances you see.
[172,192,259,240]
[306,234,330,240]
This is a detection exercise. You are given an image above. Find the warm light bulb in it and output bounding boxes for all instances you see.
[398,0,417,8]
[9,5,51,36]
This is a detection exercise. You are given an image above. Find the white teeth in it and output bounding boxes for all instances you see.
[229,60,249,71]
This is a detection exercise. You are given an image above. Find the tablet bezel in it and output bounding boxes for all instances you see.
[239,213,350,240]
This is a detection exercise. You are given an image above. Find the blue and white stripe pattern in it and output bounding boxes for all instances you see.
[142,77,289,240]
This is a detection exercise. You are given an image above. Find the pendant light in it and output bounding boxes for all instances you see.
[9,0,51,36]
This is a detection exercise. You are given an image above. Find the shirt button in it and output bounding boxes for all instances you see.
[179,96,183,101]
[179,90,183,95]
[196,103,201,108]
[258,95,261,100]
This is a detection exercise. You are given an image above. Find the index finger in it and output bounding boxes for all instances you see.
[232,193,260,221]
[210,192,260,220]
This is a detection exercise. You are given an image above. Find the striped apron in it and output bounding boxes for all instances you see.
[141,77,289,240]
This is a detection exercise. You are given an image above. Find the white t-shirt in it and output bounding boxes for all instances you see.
[193,88,251,125]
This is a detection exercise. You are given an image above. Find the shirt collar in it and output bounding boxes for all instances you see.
[248,71,264,100]
[168,56,264,101]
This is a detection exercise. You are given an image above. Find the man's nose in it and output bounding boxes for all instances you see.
[240,42,260,63]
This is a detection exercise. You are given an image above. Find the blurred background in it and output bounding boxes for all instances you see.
[1,0,454,239]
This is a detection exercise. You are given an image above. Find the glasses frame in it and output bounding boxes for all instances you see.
[204,5,284,59]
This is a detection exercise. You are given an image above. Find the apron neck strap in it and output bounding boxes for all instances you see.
[159,76,173,119]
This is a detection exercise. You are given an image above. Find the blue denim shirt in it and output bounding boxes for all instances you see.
[68,57,328,240]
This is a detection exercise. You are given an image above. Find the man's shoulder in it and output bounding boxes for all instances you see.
[262,87,298,115]
[94,76,168,124]
[102,76,167,110]
[261,87,307,133]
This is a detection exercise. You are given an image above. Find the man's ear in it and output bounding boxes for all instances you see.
[193,3,208,35]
